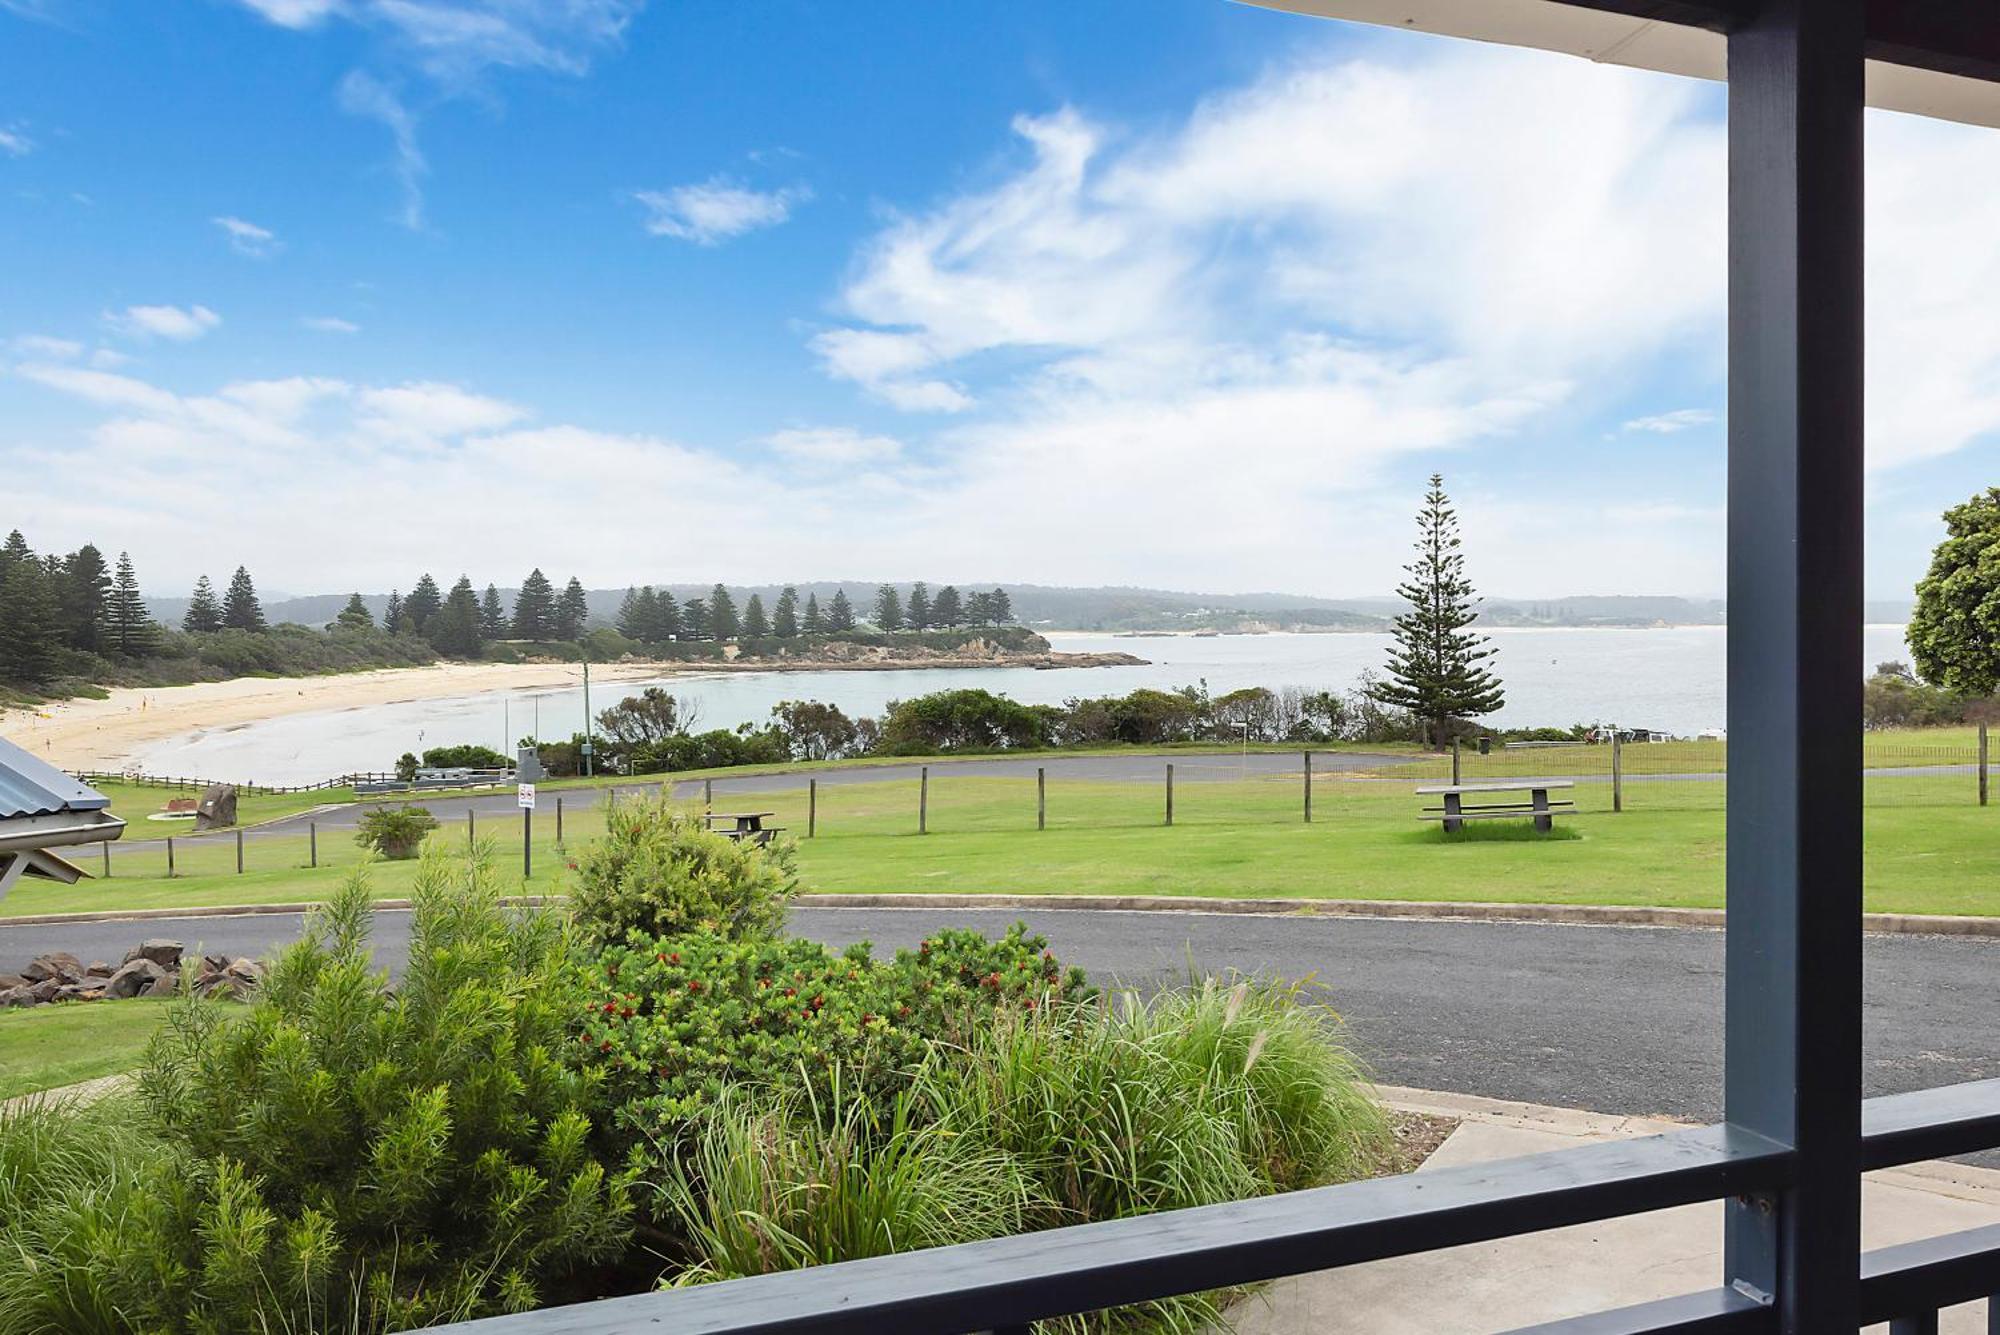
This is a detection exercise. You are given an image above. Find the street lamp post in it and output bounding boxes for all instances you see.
[580,647,594,778]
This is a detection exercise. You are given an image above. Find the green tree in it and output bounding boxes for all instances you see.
[107,551,160,655]
[59,543,110,652]
[709,583,740,640]
[801,592,824,635]
[989,586,1013,624]
[652,588,682,641]
[428,575,484,656]
[873,583,902,631]
[383,589,406,634]
[681,597,711,640]
[772,586,800,638]
[556,576,590,639]
[1910,486,2000,695]
[512,568,557,639]
[405,572,443,633]
[932,584,963,628]
[0,537,59,683]
[1369,474,1504,745]
[826,588,856,632]
[906,581,931,631]
[742,593,770,638]
[479,583,508,639]
[334,592,374,630]
[965,590,994,625]
[616,586,645,639]
[222,565,266,632]
[183,574,224,633]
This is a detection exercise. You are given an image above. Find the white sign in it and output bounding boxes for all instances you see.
[517,783,536,810]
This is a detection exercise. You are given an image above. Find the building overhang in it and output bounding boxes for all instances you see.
[1242,1,2000,129]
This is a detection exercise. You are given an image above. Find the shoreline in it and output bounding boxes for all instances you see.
[0,649,1142,775]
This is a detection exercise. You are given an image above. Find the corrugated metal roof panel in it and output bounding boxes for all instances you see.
[0,737,112,818]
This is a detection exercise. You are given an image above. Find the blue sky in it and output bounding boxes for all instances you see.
[2,0,1998,601]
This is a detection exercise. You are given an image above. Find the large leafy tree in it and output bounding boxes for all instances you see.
[512,568,557,639]
[772,586,800,638]
[873,583,902,632]
[1370,474,1504,745]
[1910,487,2000,696]
[404,572,443,633]
[222,565,266,632]
[106,551,160,655]
[183,574,224,633]
[556,576,591,639]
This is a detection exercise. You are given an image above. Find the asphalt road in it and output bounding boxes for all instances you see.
[7,906,1994,1128]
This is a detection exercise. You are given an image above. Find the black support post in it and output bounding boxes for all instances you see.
[1724,3,1865,1329]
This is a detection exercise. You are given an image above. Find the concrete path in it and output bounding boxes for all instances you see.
[1236,1088,2000,1333]
[5,907,1995,1138]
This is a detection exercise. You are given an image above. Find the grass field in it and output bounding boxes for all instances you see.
[91,779,355,830]
[8,762,1998,919]
[0,999,175,1100]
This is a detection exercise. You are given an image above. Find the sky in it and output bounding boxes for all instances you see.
[3,1,1999,603]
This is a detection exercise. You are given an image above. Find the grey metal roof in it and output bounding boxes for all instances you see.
[0,736,112,818]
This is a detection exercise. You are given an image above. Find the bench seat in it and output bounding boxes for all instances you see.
[1420,808,1573,822]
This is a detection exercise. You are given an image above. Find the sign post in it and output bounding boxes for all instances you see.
[518,782,536,878]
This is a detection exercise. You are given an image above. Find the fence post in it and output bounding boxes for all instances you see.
[236,828,244,874]
[919,767,929,834]
[556,796,565,844]
[1037,767,1046,831]
[1981,723,1989,807]
[524,807,533,879]
[808,779,817,838]
[1166,763,1175,827]
[310,821,317,868]
[102,840,111,878]
[1451,737,1461,786]
[704,778,713,812]
[1304,751,1313,823]
[1612,732,1625,813]
[167,837,174,878]
[468,809,476,847]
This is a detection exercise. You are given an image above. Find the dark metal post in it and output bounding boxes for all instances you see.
[468,808,476,847]
[704,777,713,812]
[919,767,929,834]
[1165,763,1174,827]
[524,807,532,879]
[236,828,244,874]
[310,820,317,868]
[556,796,564,844]
[1980,723,1988,806]
[1451,737,1461,786]
[808,779,817,838]
[102,840,111,878]
[1304,751,1313,823]
[167,837,174,877]
[1724,4,1865,1328]
[1037,767,1046,830]
[1612,732,1624,813]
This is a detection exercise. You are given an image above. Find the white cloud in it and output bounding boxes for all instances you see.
[338,71,428,230]
[1622,408,1715,434]
[103,304,222,341]
[10,334,82,359]
[235,0,340,27]
[766,427,903,467]
[0,125,32,157]
[355,380,526,439]
[634,178,810,245]
[213,215,282,257]
[302,315,361,333]
[234,1,642,81]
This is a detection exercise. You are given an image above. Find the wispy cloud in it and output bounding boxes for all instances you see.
[103,304,222,341]
[633,178,810,245]
[235,0,340,26]
[338,71,427,230]
[0,124,33,157]
[1622,408,1715,434]
[301,315,361,334]
[213,215,282,257]
[233,1,643,82]
[9,334,82,359]
[765,426,902,466]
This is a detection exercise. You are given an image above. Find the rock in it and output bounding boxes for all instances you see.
[85,961,114,978]
[124,939,185,969]
[0,973,24,991]
[21,952,83,985]
[28,978,63,1003]
[105,957,169,1000]
[54,984,106,1002]
[225,957,266,984]
[143,973,178,998]
[194,784,239,831]
[0,986,33,1008]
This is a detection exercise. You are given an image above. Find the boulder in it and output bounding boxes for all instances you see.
[124,939,185,969]
[0,972,24,991]
[143,972,178,998]
[194,784,239,831]
[20,952,84,985]
[54,983,106,1002]
[28,978,63,1003]
[0,986,33,1008]
[105,957,169,1000]
[85,961,114,978]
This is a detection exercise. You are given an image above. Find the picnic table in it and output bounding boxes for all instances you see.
[1414,780,1576,833]
[703,811,786,846]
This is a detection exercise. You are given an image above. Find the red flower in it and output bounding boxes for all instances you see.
[688,980,703,994]
[669,952,681,965]
[759,978,771,988]
[599,1039,613,1051]
[861,1013,875,1025]
[784,988,796,998]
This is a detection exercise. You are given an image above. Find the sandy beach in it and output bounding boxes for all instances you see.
[0,661,670,775]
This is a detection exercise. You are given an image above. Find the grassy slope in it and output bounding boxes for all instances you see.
[93,779,354,830]
[9,765,1997,918]
[0,999,176,1100]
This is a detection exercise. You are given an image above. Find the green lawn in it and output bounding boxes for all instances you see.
[0,999,176,1101]
[10,764,1999,919]
[93,779,356,831]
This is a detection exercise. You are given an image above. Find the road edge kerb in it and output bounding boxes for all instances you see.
[5,893,1998,937]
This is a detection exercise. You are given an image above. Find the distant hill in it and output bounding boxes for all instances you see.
[143,583,1915,635]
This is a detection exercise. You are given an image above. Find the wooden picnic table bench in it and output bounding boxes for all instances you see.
[703,811,786,846]
[1414,780,1576,833]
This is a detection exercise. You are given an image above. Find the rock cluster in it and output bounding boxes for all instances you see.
[0,940,265,1008]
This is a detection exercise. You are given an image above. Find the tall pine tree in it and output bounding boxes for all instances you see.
[556,577,590,640]
[801,592,824,635]
[708,584,739,640]
[107,552,159,655]
[60,544,111,652]
[480,584,508,640]
[906,581,931,631]
[383,590,406,635]
[512,569,557,639]
[873,584,902,632]
[1370,474,1504,745]
[772,586,799,638]
[183,575,224,633]
[989,586,1013,624]
[428,576,484,657]
[742,593,770,638]
[826,589,856,632]
[222,566,266,632]
[334,593,374,630]
[0,534,59,683]
[931,585,963,628]
[680,597,710,640]
[405,574,443,633]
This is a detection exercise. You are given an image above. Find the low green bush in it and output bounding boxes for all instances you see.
[568,796,797,947]
[353,803,439,859]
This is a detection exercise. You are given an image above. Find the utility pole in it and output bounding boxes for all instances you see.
[580,649,595,778]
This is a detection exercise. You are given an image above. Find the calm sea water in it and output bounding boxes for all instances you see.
[134,626,1915,785]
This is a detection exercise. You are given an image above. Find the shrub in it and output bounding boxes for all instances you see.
[568,796,797,947]
[421,743,510,769]
[353,803,438,859]
[122,856,635,1331]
